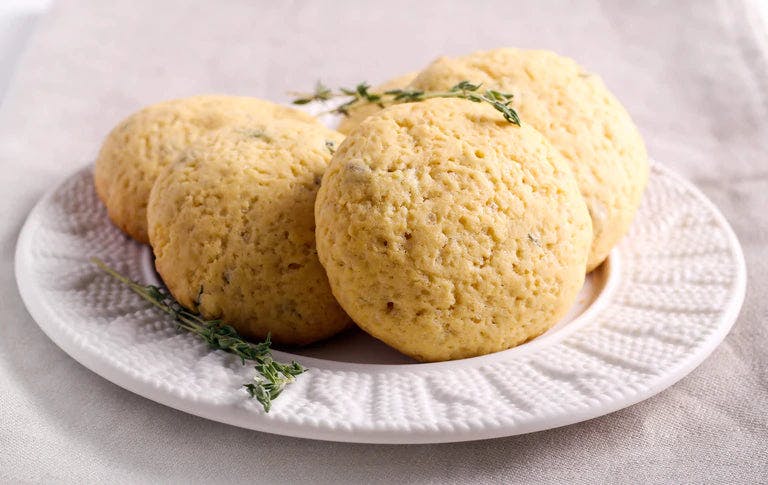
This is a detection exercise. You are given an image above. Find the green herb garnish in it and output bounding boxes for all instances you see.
[91,258,306,412]
[291,80,520,125]
[292,81,334,104]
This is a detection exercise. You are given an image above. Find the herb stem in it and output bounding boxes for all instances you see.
[91,257,170,313]
[292,80,521,125]
[90,257,306,412]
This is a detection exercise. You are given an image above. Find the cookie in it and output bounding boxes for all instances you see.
[337,72,417,134]
[147,122,351,346]
[409,48,648,271]
[315,98,592,362]
[94,95,316,243]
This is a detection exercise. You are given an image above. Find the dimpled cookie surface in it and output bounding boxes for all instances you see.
[315,98,592,362]
[410,48,648,271]
[147,123,350,346]
[337,72,418,135]
[94,95,316,243]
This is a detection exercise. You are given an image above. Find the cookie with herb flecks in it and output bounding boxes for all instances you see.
[410,48,648,271]
[147,123,351,346]
[315,98,592,362]
[95,95,316,243]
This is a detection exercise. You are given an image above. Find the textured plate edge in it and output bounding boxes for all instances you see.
[13,161,747,444]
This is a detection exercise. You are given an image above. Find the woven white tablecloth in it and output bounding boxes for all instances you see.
[1,1,766,482]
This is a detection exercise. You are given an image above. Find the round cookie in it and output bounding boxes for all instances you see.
[147,122,350,346]
[409,48,648,271]
[95,95,316,243]
[337,72,417,135]
[315,98,592,362]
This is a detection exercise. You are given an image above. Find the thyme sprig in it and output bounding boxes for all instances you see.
[91,258,306,412]
[292,80,520,125]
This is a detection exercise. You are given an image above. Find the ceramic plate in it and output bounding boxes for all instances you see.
[15,161,745,443]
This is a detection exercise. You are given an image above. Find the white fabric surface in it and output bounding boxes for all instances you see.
[1,0,766,482]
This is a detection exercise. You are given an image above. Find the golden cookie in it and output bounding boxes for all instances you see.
[410,48,648,271]
[337,72,417,135]
[147,122,350,346]
[95,95,315,243]
[315,98,592,362]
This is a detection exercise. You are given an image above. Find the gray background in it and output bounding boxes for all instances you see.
[1,0,766,482]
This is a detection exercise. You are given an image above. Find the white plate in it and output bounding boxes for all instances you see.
[15,162,745,443]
